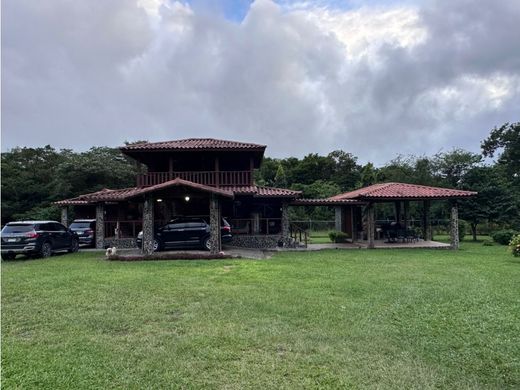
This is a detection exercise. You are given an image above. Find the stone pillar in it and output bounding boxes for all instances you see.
[403,201,410,228]
[281,202,290,243]
[450,202,459,250]
[422,200,432,241]
[351,207,357,243]
[209,194,221,254]
[142,195,155,255]
[61,206,69,227]
[367,203,375,249]
[95,203,105,249]
[335,206,343,231]
[394,201,401,224]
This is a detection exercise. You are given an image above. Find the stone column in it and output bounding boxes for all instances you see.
[403,201,410,228]
[367,203,375,249]
[422,200,432,241]
[142,195,155,255]
[450,202,459,250]
[281,202,290,244]
[95,203,105,249]
[209,194,221,254]
[335,206,343,231]
[61,206,69,227]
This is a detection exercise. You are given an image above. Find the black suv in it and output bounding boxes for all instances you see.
[136,217,232,251]
[1,221,79,260]
[69,219,96,247]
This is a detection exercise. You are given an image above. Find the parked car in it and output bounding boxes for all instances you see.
[136,217,232,251]
[1,221,79,260]
[69,219,96,247]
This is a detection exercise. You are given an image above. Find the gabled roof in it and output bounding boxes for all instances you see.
[120,138,266,152]
[329,182,477,201]
[291,198,367,206]
[55,182,300,205]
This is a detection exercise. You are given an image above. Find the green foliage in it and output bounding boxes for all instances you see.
[328,230,349,243]
[509,234,520,257]
[491,230,518,245]
[458,219,468,241]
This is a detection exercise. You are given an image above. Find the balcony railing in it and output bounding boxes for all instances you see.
[137,171,252,187]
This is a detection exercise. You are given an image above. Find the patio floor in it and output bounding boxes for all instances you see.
[303,240,451,250]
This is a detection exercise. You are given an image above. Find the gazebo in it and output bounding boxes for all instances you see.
[293,182,477,249]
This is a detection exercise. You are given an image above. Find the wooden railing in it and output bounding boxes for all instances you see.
[228,218,282,235]
[290,223,308,247]
[137,171,252,187]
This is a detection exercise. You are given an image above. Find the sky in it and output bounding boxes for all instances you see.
[2,0,520,165]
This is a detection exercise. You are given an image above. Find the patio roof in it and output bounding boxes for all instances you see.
[55,182,300,205]
[120,138,266,153]
[329,182,477,201]
[291,198,367,206]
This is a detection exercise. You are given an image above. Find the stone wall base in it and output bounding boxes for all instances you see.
[104,238,137,249]
[228,235,299,249]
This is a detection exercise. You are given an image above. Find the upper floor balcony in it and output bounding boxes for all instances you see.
[137,170,253,187]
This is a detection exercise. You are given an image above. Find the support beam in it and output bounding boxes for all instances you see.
[422,200,432,241]
[215,157,220,187]
[61,206,69,227]
[142,195,155,255]
[367,203,376,249]
[403,201,410,229]
[281,202,290,244]
[450,202,459,250]
[168,157,174,176]
[209,194,221,254]
[95,204,105,249]
[394,201,401,224]
[351,207,357,243]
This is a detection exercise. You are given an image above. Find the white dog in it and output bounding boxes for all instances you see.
[105,247,117,257]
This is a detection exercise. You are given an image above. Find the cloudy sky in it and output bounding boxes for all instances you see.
[3,0,520,164]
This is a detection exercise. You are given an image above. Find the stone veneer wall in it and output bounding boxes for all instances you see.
[229,235,294,249]
[104,238,138,249]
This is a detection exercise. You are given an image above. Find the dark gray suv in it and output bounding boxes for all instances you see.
[1,221,79,260]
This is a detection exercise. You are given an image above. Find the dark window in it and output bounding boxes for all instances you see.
[2,224,34,233]
[70,222,91,229]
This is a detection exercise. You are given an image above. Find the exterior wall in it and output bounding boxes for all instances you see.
[104,238,138,249]
[229,235,284,249]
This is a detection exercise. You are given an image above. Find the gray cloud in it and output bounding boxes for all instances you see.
[2,0,519,164]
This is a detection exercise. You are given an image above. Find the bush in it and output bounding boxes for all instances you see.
[329,231,349,243]
[458,219,468,241]
[491,230,518,245]
[509,234,520,257]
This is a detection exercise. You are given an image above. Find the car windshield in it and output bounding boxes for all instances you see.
[2,224,34,233]
[70,222,91,229]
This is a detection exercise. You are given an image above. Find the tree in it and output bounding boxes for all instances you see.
[328,150,361,191]
[433,149,482,188]
[274,163,288,188]
[481,122,520,180]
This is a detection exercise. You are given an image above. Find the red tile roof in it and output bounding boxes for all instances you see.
[291,198,367,206]
[329,182,477,201]
[121,138,266,152]
[55,183,300,205]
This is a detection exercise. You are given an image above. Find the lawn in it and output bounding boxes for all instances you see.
[2,242,519,389]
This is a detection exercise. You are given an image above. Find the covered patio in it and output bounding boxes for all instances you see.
[293,182,477,250]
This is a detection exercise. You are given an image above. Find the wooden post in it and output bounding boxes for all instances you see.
[249,157,254,185]
[168,157,173,179]
[403,201,410,229]
[367,203,375,249]
[142,195,155,255]
[209,194,221,254]
[351,206,357,243]
[215,157,220,187]
[422,200,432,241]
[394,201,401,224]
[95,203,105,249]
[450,201,459,250]
[61,206,69,227]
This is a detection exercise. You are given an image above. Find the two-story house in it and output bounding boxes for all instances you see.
[56,138,302,253]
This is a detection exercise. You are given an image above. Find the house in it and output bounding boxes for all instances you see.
[55,138,302,253]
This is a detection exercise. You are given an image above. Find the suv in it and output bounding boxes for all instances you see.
[69,219,96,247]
[136,217,232,251]
[1,221,79,260]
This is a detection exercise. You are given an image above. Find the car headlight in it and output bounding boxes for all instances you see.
[137,231,143,239]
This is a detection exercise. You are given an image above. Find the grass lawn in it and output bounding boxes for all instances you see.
[2,242,519,389]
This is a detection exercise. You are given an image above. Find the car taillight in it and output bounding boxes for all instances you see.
[25,231,39,239]
[222,226,231,232]
[86,229,93,235]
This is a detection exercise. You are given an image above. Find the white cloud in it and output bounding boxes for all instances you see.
[2,0,520,164]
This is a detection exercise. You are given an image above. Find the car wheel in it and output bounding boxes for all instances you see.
[68,239,79,253]
[40,242,52,258]
[153,239,161,252]
[1,253,16,261]
[202,237,211,251]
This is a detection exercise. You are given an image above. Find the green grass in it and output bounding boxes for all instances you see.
[309,230,333,243]
[2,243,520,389]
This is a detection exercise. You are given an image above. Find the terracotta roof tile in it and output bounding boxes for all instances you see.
[223,185,301,198]
[291,198,367,206]
[121,138,266,152]
[329,182,477,201]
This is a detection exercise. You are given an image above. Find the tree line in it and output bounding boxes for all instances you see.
[2,123,519,238]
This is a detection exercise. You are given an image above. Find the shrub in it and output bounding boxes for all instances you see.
[329,231,349,243]
[491,229,518,245]
[509,234,520,257]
